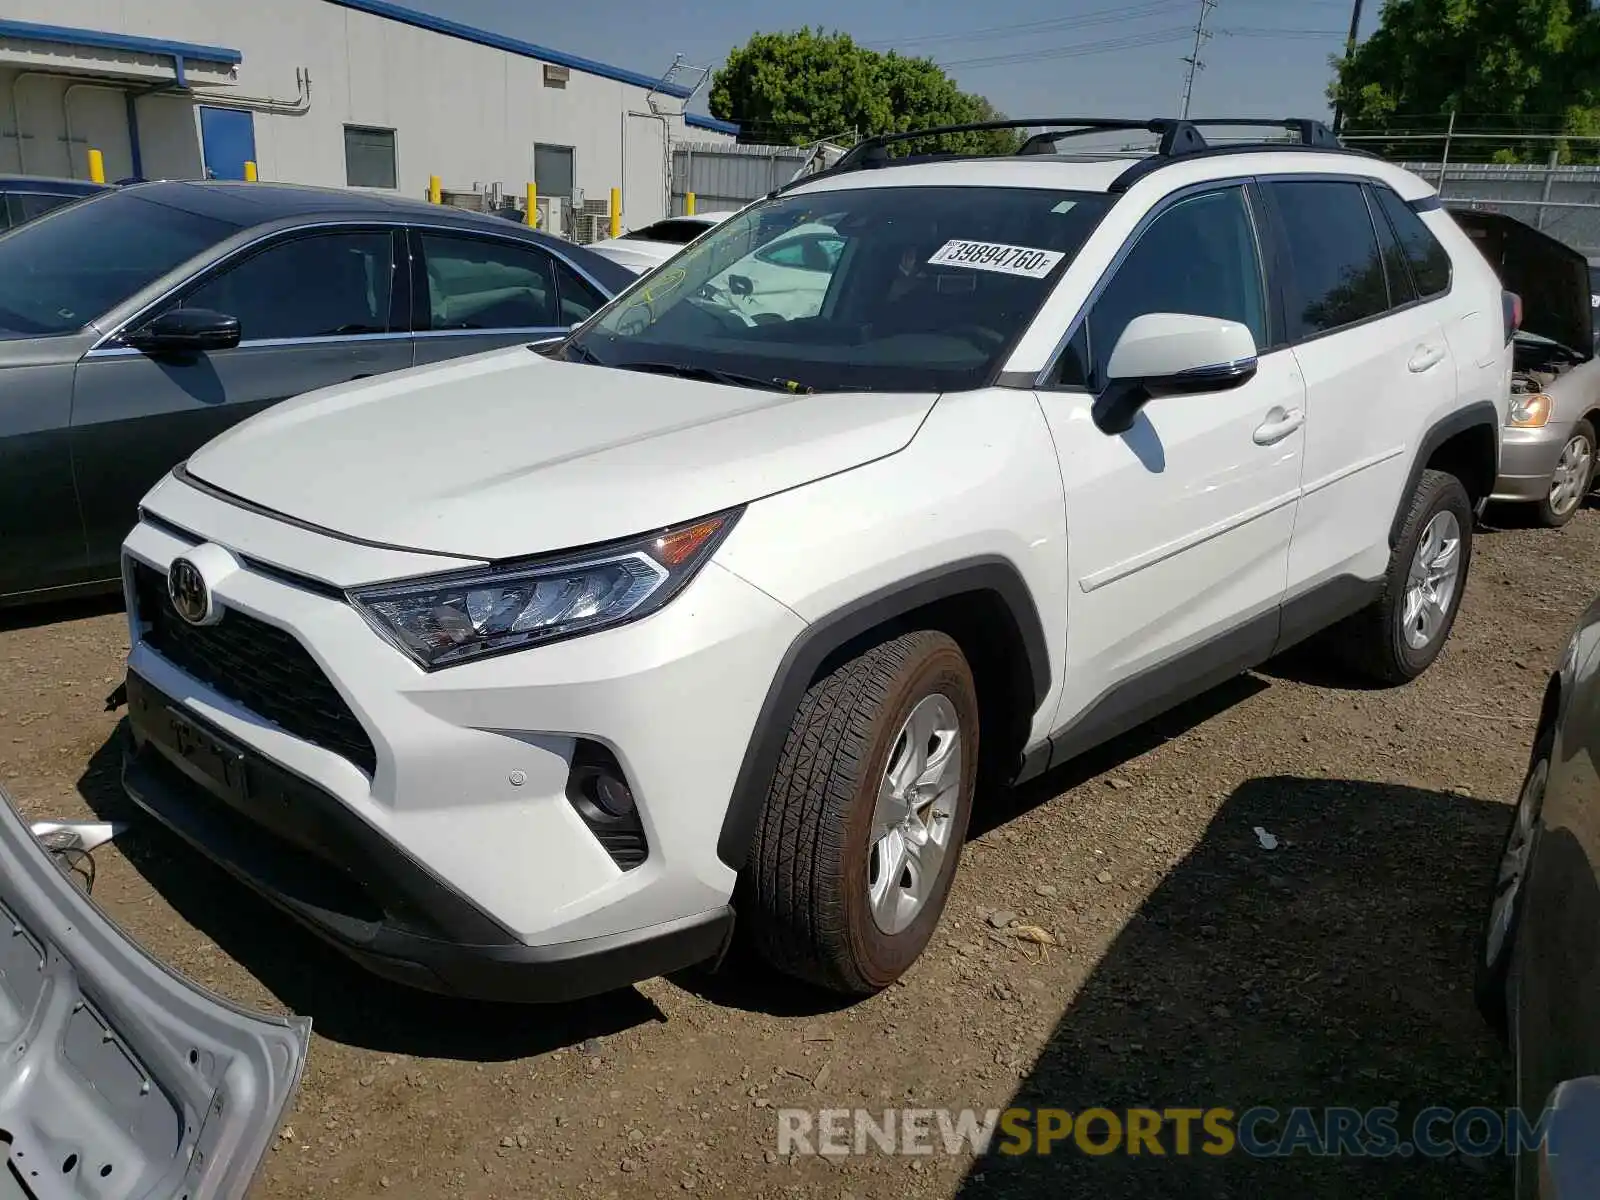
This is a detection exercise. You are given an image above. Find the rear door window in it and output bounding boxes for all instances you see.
[419,233,561,330]
[552,258,606,324]
[178,230,395,340]
[1269,180,1391,339]
[1372,187,1452,298]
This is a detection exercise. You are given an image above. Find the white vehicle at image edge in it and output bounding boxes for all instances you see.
[117,116,1513,1003]
[586,212,737,274]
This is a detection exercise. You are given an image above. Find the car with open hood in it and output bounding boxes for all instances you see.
[115,116,1509,1003]
[0,782,307,1196]
[1453,208,1600,526]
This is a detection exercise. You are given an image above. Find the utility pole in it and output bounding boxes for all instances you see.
[1330,0,1366,132]
[1179,0,1218,120]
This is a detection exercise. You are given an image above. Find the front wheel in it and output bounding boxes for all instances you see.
[1341,468,1473,685]
[743,630,979,995]
[1536,420,1595,528]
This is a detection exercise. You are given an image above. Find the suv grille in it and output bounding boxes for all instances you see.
[132,561,378,775]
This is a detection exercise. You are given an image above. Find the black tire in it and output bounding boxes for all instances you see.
[1535,419,1596,529]
[1475,725,1554,1041]
[1341,468,1474,685]
[743,630,979,995]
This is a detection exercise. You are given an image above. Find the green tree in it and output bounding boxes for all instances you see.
[709,29,1018,153]
[1331,0,1600,159]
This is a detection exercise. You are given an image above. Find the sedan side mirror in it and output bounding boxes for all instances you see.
[728,274,754,297]
[125,308,242,357]
[1092,313,1259,436]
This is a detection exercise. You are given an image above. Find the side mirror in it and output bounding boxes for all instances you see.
[125,308,241,357]
[728,274,754,297]
[1092,313,1259,435]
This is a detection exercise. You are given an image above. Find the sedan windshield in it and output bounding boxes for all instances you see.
[0,191,239,339]
[567,185,1112,393]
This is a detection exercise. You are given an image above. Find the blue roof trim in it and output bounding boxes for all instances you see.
[0,18,241,65]
[685,113,739,135]
[323,0,694,97]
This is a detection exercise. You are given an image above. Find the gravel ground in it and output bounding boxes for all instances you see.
[2,502,1595,1199]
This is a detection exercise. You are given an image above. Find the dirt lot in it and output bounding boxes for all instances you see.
[3,504,1595,1199]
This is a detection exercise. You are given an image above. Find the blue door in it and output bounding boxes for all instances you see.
[198,107,255,180]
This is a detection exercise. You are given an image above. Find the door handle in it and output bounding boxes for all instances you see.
[1253,406,1305,446]
[1408,344,1446,373]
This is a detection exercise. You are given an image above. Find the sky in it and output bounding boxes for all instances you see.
[404,0,1385,127]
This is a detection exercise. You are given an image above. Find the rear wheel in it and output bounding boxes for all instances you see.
[1536,420,1595,528]
[743,630,978,995]
[1341,469,1473,685]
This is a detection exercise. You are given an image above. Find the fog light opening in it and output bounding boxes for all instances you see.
[565,741,648,870]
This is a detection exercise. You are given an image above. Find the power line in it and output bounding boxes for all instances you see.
[1179,0,1219,119]
[862,1,1192,50]
[938,28,1195,71]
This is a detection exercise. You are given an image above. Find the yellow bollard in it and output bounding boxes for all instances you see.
[686,192,696,215]
[243,160,258,182]
[610,187,621,238]
[87,148,105,184]
[526,181,537,227]
[429,174,442,204]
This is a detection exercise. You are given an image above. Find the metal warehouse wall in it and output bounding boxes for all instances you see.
[1,0,732,229]
[670,142,810,215]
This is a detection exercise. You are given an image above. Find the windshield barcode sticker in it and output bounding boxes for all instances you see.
[928,240,1065,278]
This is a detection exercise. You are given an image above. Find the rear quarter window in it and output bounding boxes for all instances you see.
[1373,188,1452,298]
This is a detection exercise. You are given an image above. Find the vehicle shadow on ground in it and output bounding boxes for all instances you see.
[956,776,1513,1200]
[75,728,664,1061]
[678,676,1271,1015]
[0,592,122,633]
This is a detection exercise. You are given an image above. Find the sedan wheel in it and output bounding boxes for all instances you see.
[1538,421,1596,528]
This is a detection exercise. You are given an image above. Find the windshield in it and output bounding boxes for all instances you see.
[0,191,239,339]
[568,185,1112,392]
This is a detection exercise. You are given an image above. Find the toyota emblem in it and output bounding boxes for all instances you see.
[167,557,213,625]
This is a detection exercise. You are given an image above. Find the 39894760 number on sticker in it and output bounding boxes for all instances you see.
[927,239,1066,279]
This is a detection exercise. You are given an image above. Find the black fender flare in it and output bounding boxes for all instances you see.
[716,556,1051,871]
[1390,400,1502,547]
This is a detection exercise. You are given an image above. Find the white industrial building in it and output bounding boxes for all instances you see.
[0,0,738,236]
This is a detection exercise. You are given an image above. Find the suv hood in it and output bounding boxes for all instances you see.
[185,348,937,561]
[0,783,308,1198]
[1453,208,1594,358]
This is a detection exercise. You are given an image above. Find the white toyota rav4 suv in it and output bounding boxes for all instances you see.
[119,117,1512,1002]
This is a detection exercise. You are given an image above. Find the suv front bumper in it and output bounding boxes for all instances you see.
[123,671,733,1001]
[120,477,805,997]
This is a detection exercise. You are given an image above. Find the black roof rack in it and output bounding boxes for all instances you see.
[784,116,1358,195]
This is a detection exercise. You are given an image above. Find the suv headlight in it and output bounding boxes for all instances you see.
[350,510,740,669]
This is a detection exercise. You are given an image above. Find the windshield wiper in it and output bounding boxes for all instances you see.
[611,360,811,394]
[560,340,604,365]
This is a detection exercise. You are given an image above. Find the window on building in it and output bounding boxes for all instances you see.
[534,144,576,200]
[178,230,395,340]
[1270,180,1391,338]
[1373,186,1453,298]
[345,125,397,190]
[420,233,561,330]
[1066,187,1266,389]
